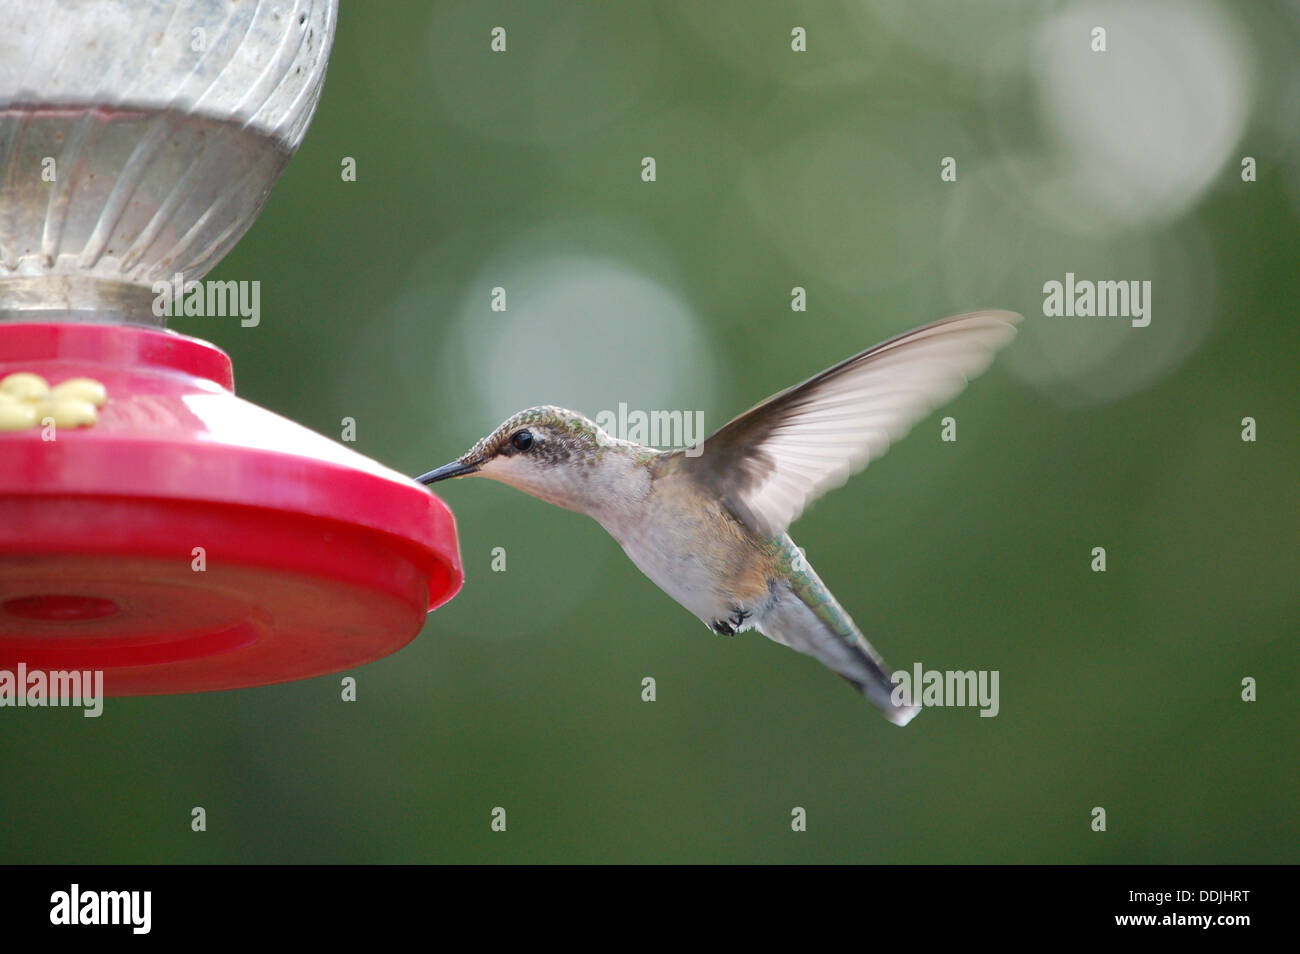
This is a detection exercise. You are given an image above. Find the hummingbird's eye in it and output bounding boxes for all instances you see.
[510,430,534,451]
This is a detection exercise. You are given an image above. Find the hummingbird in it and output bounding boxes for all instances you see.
[418,310,1021,725]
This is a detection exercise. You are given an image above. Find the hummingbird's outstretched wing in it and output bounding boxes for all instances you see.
[683,310,1021,537]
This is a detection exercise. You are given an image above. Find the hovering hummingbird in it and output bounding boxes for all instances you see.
[418,310,1021,725]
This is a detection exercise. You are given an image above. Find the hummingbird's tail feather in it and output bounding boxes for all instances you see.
[758,546,920,726]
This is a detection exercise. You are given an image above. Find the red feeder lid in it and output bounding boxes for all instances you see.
[0,322,462,695]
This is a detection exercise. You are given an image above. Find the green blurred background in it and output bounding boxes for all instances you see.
[4,0,1298,863]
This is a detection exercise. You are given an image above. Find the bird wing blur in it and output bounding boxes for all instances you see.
[678,310,1022,537]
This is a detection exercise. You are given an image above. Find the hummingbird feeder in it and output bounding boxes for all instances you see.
[0,0,462,694]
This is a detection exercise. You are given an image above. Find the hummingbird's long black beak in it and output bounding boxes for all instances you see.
[416,460,480,485]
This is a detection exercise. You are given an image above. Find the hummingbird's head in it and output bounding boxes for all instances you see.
[416,406,621,511]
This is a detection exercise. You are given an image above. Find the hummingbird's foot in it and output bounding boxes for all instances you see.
[712,608,752,636]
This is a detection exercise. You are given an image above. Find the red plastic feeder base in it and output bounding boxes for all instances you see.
[0,323,462,695]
